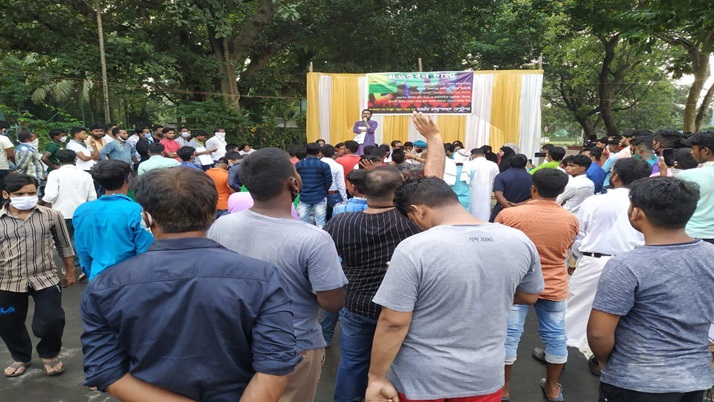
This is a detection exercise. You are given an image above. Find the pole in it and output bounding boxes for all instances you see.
[309,62,313,73]
[418,58,423,72]
[96,0,111,123]
[538,53,543,70]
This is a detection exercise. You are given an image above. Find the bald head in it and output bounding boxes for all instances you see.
[363,166,404,198]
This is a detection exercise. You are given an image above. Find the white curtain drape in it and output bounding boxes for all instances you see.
[318,75,333,143]
[519,74,543,159]
[465,74,495,149]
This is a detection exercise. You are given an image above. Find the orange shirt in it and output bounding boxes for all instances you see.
[336,154,361,181]
[205,168,232,210]
[495,199,579,301]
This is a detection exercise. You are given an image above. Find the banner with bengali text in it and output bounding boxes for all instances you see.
[366,71,474,114]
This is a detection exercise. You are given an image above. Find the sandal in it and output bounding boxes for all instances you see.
[4,361,31,377]
[539,378,564,401]
[42,358,65,377]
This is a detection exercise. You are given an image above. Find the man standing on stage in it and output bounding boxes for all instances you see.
[353,109,378,155]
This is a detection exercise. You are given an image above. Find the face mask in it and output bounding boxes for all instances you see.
[143,133,152,139]
[59,136,67,143]
[215,132,226,140]
[29,139,39,149]
[181,132,191,138]
[10,195,38,210]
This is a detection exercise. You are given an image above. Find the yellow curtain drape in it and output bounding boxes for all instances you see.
[306,73,321,142]
[436,116,467,144]
[382,116,412,146]
[489,73,522,152]
[329,74,363,145]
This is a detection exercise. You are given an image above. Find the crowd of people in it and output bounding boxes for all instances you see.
[0,114,713,402]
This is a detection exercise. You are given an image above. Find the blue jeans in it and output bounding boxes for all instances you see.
[320,309,340,344]
[505,299,568,365]
[297,198,327,229]
[334,309,378,402]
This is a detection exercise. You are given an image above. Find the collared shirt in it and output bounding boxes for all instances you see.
[295,156,332,204]
[321,157,348,202]
[573,187,643,257]
[15,143,44,180]
[586,163,606,193]
[325,209,420,318]
[160,139,181,162]
[126,134,140,149]
[205,136,227,161]
[529,160,559,174]
[137,155,180,175]
[99,140,138,165]
[67,139,96,171]
[495,199,579,301]
[42,165,97,218]
[490,167,532,222]
[180,161,202,170]
[228,163,242,191]
[556,174,595,214]
[677,162,714,239]
[0,205,74,292]
[81,237,300,399]
[73,194,154,280]
[332,197,368,216]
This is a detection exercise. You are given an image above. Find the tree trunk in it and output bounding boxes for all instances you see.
[687,52,712,132]
[598,36,620,137]
[574,115,595,139]
[695,80,714,131]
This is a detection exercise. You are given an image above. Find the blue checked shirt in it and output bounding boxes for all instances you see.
[295,156,332,204]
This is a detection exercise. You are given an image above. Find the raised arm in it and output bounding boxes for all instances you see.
[412,112,445,178]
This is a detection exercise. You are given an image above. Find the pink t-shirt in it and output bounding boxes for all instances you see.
[227,192,298,219]
[160,139,181,162]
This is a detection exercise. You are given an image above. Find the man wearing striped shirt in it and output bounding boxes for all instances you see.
[0,174,75,378]
[325,167,420,402]
[295,142,332,228]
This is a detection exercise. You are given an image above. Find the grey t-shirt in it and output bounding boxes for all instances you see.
[208,210,348,352]
[373,224,544,400]
[593,240,714,393]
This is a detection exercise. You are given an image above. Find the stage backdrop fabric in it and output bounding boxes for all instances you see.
[306,70,543,157]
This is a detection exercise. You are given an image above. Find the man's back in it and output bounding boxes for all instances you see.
[575,188,643,256]
[677,163,714,239]
[373,224,543,399]
[296,157,331,204]
[208,210,347,351]
[138,156,180,175]
[556,174,595,214]
[324,209,419,318]
[336,154,361,179]
[73,194,154,279]
[495,168,532,201]
[43,165,96,218]
[81,238,300,401]
[593,240,714,393]
[468,158,500,220]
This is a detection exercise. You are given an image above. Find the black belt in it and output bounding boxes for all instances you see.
[582,252,612,258]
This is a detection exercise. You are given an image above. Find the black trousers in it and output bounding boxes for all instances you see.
[599,382,705,402]
[0,285,65,363]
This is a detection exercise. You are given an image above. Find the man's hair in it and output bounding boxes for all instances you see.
[631,136,653,150]
[370,146,388,159]
[403,141,414,148]
[362,109,372,114]
[70,127,85,137]
[548,147,566,161]
[296,146,307,160]
[607,139,620,146]
[194,130,208,138]
[629,177,700,229]
[481,145,493,153]
[653,130,681,149]
[363,145,376,156]
[179,126,188,132]
[149,143,165,154]
[56,149,77,165]
[335,142,345,149]
[321,144,336,158]
[561,155,574,166]
[391,149,406,164]
[3,173,38,193]
[306,142,321,155]
[509,154,528,168]
[112,127,125,136]
[471,148,485,156]
[89,123,104,131]
[105,123,116,132]
[675,148,699,169]
[153,125,164,131]
[346,169,368,194]
[597,137,609,144]
[390,140,402,148]
[612,158,652,187]
[632,129,653,138]
[443,143,453,153]
[394,177,459,216]
[316,138,325,143]
[541,144,555,151]
[134,168,218,233]
[214,127,225,133]
[18,131,33,143]
[0,121,9,130]
[568,154,592,170]
[532,169,569,198]
[239,148,294,201]
[687,131,714,150]
[344,140,359,153]
[225,151,242,161]
[90,160,132,191]
[363,167,403,198]
[587,147,603,161]
[177,146,196,162]
[48,128,65,139]
[226,144,238,153]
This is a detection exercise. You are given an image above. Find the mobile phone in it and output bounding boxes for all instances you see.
[534,152,547,158]
[528,159,533,165]
[662,148,675,167]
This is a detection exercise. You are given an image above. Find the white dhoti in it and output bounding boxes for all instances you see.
[565,255,612,350]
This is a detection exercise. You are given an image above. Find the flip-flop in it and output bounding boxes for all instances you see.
[4,361,31,377]
[42,358,65,377]
[539,378,564,402]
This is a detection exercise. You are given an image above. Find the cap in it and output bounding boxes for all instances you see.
[413,140,427,148]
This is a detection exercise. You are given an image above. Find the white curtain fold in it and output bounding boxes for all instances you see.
[466,74,495,149]
[318,75,333,143]
[519,74,543,159]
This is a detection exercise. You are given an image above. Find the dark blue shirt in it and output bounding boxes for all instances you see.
[490,167,532,222]
[228,163,242,191]
[81,238,300,401]
[295,156,332,204]
[586,163,606,194]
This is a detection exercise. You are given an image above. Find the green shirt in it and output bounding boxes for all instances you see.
[529,160,560,174]
[137,155,181,175]
[45,142,63,172]
[677,162,714,239]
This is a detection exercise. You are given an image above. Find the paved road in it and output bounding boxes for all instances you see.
[0,280,602,401]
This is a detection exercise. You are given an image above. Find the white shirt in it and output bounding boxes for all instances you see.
[556,174,595,214]
[127,134,140,148]
[205,136,227,161]
[321,157,348,202]
[42,165,97,218]
[66,139,96,171]
[104,135,115,144]
[0,135,14,170]
[467,157,500,221]
[573,187,643,257]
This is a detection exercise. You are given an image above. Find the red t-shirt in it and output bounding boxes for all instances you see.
[335,154,361,180]
[160,139,181,162]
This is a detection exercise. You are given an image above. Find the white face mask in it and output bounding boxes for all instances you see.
[10,195,39,210]
[29,139,40,149]
[215,132,226,140]
[59,136,68,143]
[181,132,191,138]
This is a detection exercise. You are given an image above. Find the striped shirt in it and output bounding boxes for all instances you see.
[324,208,420,318]
[15,143,45,180]
[0,205,74,292]
[295,156,332,204]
